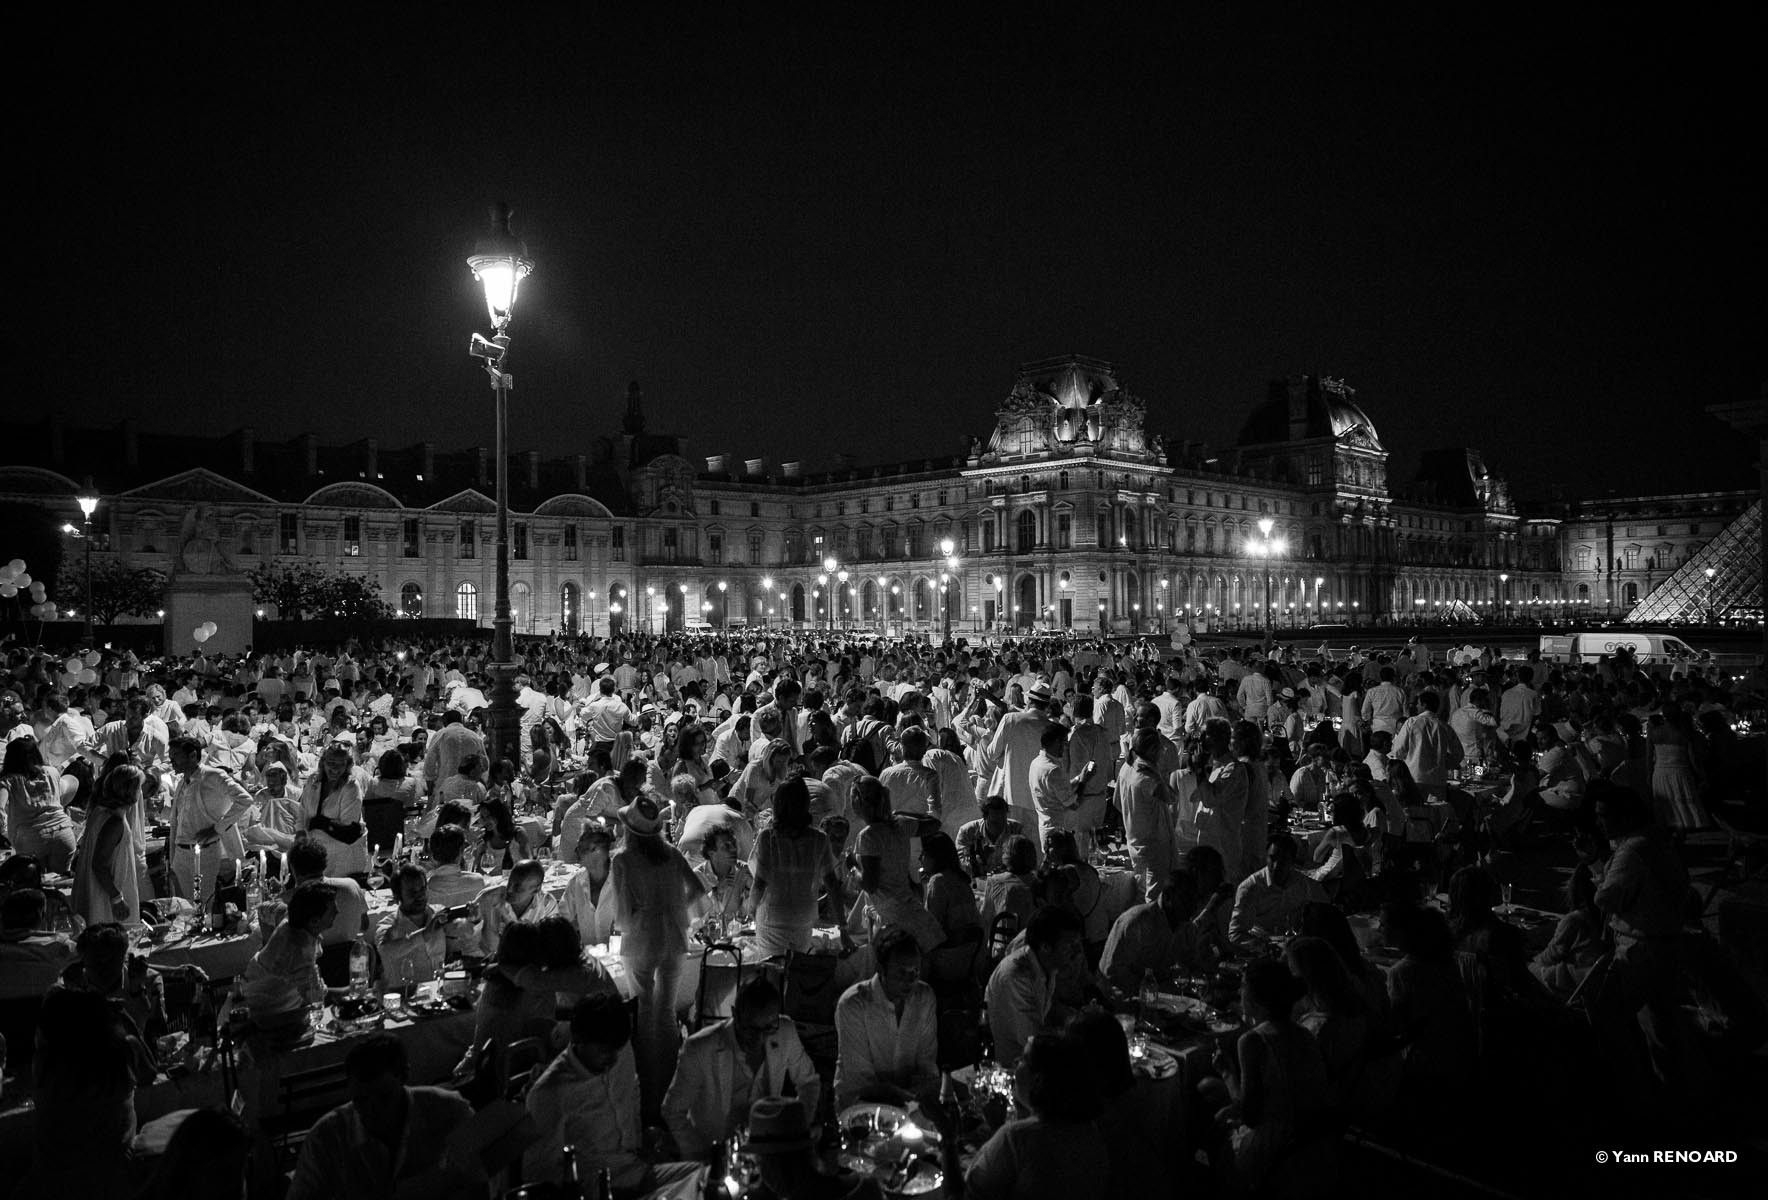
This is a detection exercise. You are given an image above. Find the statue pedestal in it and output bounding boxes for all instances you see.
[163,576,255,656]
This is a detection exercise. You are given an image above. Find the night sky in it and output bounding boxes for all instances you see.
[35,8,1762,501]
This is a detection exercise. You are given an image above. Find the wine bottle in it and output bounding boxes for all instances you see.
[703,1138,729,1200]
[561,1143,583,1200]
[594,1166,615,1200]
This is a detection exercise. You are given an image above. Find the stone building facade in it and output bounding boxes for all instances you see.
[0,354,1647,641]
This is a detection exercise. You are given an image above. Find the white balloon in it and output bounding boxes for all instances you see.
[83,650,101,667]
[65,656,82,674]
[5,559,23,574]
[193,627,211,643]
[78,668,98,684]
[0,566,14,583]
[203,621,218,635]
[42,607,57,622]
[61,672,79,689]
[14,573,30,588]
[0,583,15,598]
[29,585,46,602]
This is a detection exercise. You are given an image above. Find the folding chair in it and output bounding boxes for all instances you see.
[986,912,1020,967]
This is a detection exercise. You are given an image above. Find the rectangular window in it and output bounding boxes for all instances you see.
[456,585,478,621]
[883,530,897,558]
[861,498,870,514]
[563,524,578,561]
[856,528,871,558]
[836,501,846,516]
[982,523,995,552]
[885,497,895,512]
[750,501,762,518]
[341,516,361,556]
[1057,513,1072,549]
[279,513,299,554]
[513,523,528,560]
[459,520,476,559]
[748,534,762,565]
[662,528,678,560]
[401,518,420,558]
[709,500,720,516]
[611,527,625,560]
[1187,526,1198,552]
[911,494,920,509]
[906,528,921,558]
[1624,547,1639,570]
[1688,524,1699,535]
[937,490,948,507]
[709,533,723,564]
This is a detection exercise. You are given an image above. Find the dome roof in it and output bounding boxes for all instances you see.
[1237,375,1383,450]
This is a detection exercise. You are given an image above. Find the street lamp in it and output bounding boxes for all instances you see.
[761,576,773,629]
[718,580,728,629]
[74,490,98,644]
[1499,573,1509,624]
[822,557,839,631]
[1704,566,1716,625]
[1158,577,1169,635]
[466,201,535,769]
[939,537,957,643]
[890,585,901,636]
[1250,517,1284,643]
[836,569,849,631]
[646,586,656,633]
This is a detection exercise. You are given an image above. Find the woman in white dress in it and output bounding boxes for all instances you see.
[72,765,144,928]
[297,742,372,879]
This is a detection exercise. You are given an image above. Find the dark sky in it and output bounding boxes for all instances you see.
[35,7,1762,501]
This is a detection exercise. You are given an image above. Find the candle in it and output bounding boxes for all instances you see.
[608,933,623,956]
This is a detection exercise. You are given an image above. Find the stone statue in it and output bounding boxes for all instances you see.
[177,504,238,575]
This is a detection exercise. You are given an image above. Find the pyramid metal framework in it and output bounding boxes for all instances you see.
[1626,499,1763,623]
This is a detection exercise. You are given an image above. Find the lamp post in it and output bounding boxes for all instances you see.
[1499,573,1509,625]
[1252,517,1284,644]
[939,537,957,644]
[1704,566,1716,625]
[466,202,534,769]
[75,490,98,644]
[836,569,849,631]
[876,576,889,637]
[890,585,901,637]
[821,557,839,631]
[761,577,773,630]
[646,586,656,633]
[1158,577,1168,636]
[718,580,728,629]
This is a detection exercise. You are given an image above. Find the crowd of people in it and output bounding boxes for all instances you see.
[0,625,1762,1197]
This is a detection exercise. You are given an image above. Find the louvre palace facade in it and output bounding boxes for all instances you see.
[0,355,1589,639]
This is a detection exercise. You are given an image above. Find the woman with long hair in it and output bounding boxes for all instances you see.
[472,795,530,873]
[73,764,145,927]
[746,777,843,956]
[1,735,76,873]
[297,742,371,879]
[852,776,946,952]
[1649,704,1711,831]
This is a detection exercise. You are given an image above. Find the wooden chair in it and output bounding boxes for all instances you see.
[262,1060,353,1172]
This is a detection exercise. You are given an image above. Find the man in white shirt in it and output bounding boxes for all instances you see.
[1028,724,1085,849]
[423,712,484,800]
[1392,690,1464,802]
[168,735,256,904]
[1229,834,1328,944]
[1152,675,1186,742]
[662,976,821,1160]
[833,929,940,1110]
[374,864,448,987]
[526,995,697,1194]
[582,676,637,755]
[1497,666,1541,744]
[1360,666,1409,736]
[984,905,1083,1067]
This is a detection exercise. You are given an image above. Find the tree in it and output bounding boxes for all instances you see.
[248,562,330,619]
[249,561,392,624]
[59,559,168,627]
[311,571,396,625]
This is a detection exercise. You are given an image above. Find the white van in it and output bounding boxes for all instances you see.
[1539,632,1703,665]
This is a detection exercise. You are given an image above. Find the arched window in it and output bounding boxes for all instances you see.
[1016,511,1036,553]
[511,581,531,631]
[400,582,423,617]
[455,582,479,621]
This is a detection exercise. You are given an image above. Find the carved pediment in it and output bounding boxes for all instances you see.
[427,489,499,514]
[121,468,278,506]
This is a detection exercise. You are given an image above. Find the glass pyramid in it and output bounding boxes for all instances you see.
[1626,499,1762,623]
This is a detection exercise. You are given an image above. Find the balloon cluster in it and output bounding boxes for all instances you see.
[0,558,57,620]
[193,620,219,644]
[58,649,102,689]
